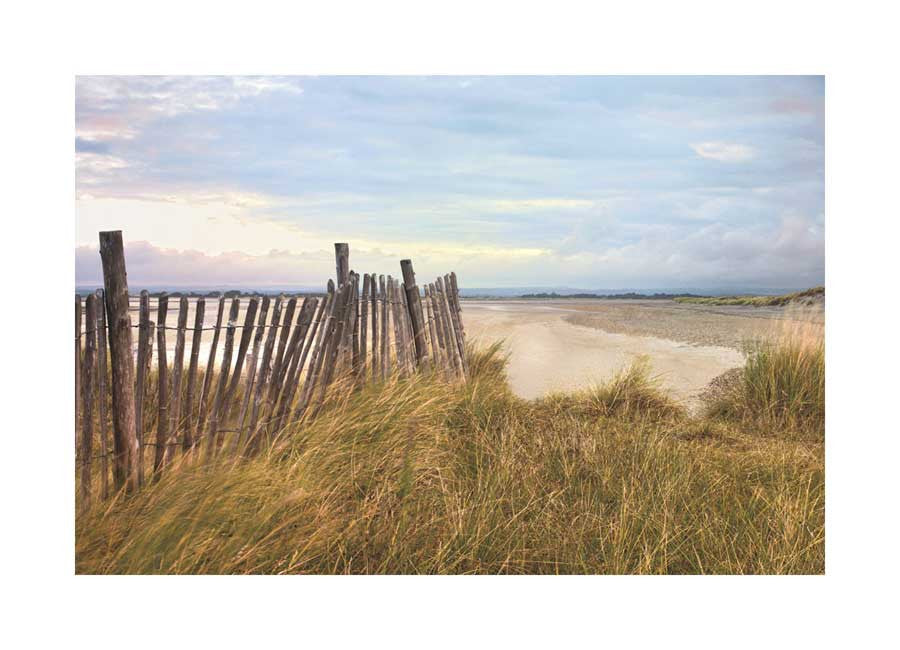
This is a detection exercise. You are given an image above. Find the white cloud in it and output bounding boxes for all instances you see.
[75,76,304,143]
[485,199,596,211]
[690,141,756,162]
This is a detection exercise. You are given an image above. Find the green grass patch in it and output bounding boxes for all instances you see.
[674,286,824,306]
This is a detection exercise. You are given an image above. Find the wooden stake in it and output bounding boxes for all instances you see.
[436,278,462,378]
[247,296,284,451]
[424,285,442,372]
[444,274,468,375]
[81,293,97,509]
[134,291,151,486]
[400,259,428,366]
[207,298,240,459]
[359,274,370,380]
[270,297,297,399]
[183,297,205,452]
[98,231,139,492]
[273,296,318,430]
[154,293,169,474]
[197,295,225,445]
[379,275,389,380]
[235,296,270,451]
[167,296,189,461]
[75,295,82,451]
[292,289,333,422]
[298,281,339,416]
[335,243,350,288]
[224,296,260,413]
[95,289,110,500]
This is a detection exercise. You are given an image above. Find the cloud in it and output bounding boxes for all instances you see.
[73,76,824,289]
[75,211,823,291]
[690,141,756,162]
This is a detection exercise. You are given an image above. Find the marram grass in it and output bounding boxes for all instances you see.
[76,339,824,574]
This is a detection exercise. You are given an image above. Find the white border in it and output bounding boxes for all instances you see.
[4,1,899,647]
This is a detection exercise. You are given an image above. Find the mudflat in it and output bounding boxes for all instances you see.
[460,299,823,408]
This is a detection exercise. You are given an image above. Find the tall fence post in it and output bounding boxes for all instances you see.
[400,259,428,366]
[98,230,139,493]
[335,243,350,288]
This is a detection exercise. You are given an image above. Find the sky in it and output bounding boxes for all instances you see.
[75,76,824,290]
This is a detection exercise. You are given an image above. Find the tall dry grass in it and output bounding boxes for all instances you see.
[76,337,824,574]
[708,309,824,437]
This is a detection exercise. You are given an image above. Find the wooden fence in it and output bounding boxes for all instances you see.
[75,231,467,504]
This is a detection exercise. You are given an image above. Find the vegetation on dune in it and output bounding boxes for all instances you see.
[707,321,825,434]
[76,329,825,575]
[674,286,824,307]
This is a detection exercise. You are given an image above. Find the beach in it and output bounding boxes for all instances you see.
[461,299,823,408]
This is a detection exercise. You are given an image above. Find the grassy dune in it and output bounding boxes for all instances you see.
[76,320,824,574]
[674,286,824,307]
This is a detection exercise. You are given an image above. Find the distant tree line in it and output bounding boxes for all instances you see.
[518,292,704,300]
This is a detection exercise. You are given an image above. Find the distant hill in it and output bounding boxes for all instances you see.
[516,292,703,300]
[673,286,825,307]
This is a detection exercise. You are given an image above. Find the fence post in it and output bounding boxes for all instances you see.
[335,243,350,288]
[80,293,97,510]
[400,260,428,367]
[154,293,169,475]
[75,295,82,449]
[183,297,205,452]
[197,295,225,445]
[168,295,189,459]
[98,230,139,493]
[134,291,150,486]
[359,274,370,380]
[95,289,110,500]
[207,297,240,459]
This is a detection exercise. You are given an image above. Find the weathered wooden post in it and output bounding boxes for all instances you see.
[359,274,370,379]
[134,291,151,485]
[95,289,110,500]
[75,295,82,447]
[423,285,442,372]
[400,260,428,367]
[370,273,379,379]
[168,295,189,458]
[80,293,97,509]
[183,297,205,452]
[379,275,389,379]
[247,296,283,450]
[335,243,350,288]
[224,296,260,411]
[154,293,170,474]
[207,297,240,458]
[197,295,225,443]
[234,297,269,451]
[98,231,139,492]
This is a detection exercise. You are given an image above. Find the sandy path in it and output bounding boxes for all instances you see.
[462,301,744,408]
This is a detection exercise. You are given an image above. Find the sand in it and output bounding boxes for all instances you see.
[459,299,823,409]
[101,295,820,411]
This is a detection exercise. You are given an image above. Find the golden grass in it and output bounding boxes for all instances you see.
[76,335,824,575]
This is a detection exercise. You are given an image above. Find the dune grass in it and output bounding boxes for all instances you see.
[707,320,825,437]
[76,332,824,575]
[674,286,824,307]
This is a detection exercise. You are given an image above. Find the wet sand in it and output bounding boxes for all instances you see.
[461,299,821,408]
